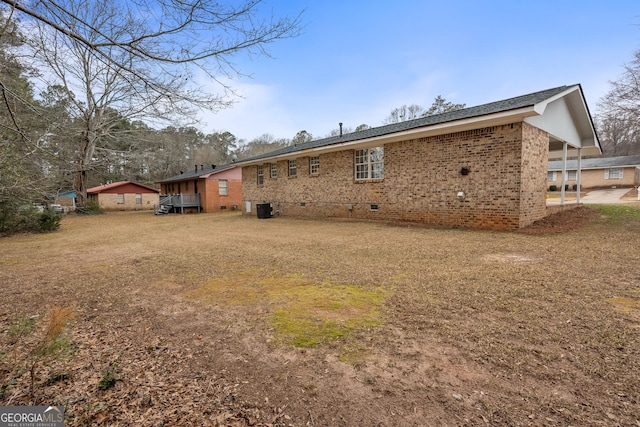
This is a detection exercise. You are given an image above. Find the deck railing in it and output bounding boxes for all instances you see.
[157,193,201,213]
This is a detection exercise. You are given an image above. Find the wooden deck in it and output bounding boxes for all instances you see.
[156,194,201,214]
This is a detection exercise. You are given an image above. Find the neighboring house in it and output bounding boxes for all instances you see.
[238,85,600,230]
[548,155,640,189]
[155,164,242,214]
[53,190,76,212]
[87,181,160,210]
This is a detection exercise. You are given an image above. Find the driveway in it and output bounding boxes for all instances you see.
[581,188,637,204]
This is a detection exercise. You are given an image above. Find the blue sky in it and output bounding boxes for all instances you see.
[199,1,640,142]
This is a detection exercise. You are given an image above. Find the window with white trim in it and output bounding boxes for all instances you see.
[135,194,142,204]
[566,170,577,181]
[355,147,384,180]
[547,171,557,181]
[117,193,124,204]
[606,168,623,179]
[257,165,264,185]
[310,156,320,175]
[270,163,277,178]
[218,179,228,195]
[288,159,297,177]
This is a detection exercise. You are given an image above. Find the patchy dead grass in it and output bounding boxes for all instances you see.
[1,207,640,426]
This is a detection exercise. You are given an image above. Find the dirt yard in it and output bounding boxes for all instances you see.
[1,206,639,426]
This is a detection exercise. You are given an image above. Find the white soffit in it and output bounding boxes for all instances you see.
[526,86,600,156]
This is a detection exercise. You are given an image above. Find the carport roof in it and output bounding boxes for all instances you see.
[548,155,640,171]
[237,84,600,165]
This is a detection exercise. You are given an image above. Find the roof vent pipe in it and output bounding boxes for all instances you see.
[195,165,198,172]
[200,165,203,171]
[339,122,343,137]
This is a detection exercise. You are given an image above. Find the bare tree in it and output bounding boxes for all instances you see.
[597,49,640,156]
[383,104,424,124]
[3,0,302,208]
[383,96,466,124]
[237,133,288,159]
[291,129,312,145]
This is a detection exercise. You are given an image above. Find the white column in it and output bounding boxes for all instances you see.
[561,142,567,205]
[576,148,582,204]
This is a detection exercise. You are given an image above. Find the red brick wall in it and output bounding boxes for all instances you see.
[519,122,551,227]
[201,179,242,212]
[242,122,549,230]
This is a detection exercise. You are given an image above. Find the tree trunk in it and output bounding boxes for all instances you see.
[74,130,94,210]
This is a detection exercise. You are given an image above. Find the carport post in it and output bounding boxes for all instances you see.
[576,148,582,204]
[560,142,568,205]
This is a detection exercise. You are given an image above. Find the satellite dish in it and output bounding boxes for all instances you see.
[231,154,238,163]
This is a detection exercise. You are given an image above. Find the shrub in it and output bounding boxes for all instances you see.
[0,204,61,235]
[39,209,62,232]
[549,185,557,191]
[99,361,120,390]
[77,200,104,215]
[572,184,578,191]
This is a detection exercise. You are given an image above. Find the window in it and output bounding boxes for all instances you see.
[310,156,320,175]
[566,170,577,181]
[355,147,384,180]
[547,171,557,181]
[257,165,264,185]
[135,194,142,204]
[219,179,228,196]
[117,193,125,204]
[270,163,278,178]
[606,168,623,179]
[288,159,297,177]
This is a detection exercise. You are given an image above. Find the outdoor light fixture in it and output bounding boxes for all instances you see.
[460,167,470,175]
[457,191,465,200]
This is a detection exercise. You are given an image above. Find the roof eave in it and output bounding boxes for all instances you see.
[238,107,537,166]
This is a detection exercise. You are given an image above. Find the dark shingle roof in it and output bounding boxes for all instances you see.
[238,85,574,163]
[548,155,640,170]
[156,164,235,183]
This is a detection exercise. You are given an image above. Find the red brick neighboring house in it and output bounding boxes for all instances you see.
[87,181,160,211]
[238,85,601,230]
[156,164,242,213]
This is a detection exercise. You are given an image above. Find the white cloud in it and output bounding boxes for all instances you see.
[197,79,298,142]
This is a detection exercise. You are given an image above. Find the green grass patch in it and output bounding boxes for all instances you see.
[595,204,640,224]
[7,316,37,341]
[185,270,388,347]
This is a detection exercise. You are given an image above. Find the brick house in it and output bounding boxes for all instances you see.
[548,155,640,189]
[87,181,160,211]
[238,85,600,230]
[156,164,242,213]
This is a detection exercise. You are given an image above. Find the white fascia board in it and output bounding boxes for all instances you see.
[239,107,537,166]
[532,85,580,115]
